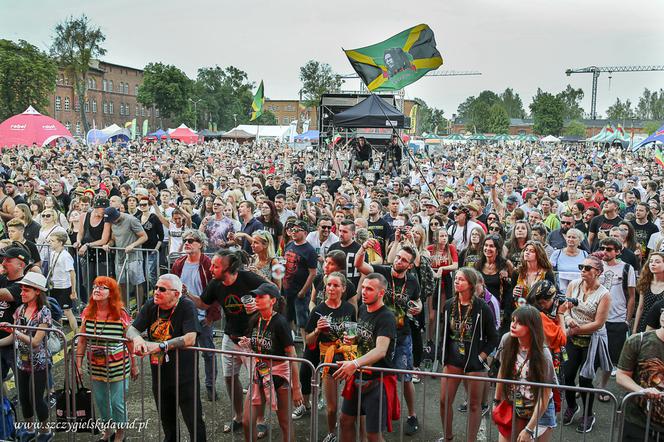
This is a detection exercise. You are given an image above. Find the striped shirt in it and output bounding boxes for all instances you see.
[81,310,131,382]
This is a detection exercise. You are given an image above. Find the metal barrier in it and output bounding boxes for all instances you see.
[313,362,620,442]
[617,391,663,442]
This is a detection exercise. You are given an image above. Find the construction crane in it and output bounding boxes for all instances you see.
[340,69,481,79]
[565,65,664,119]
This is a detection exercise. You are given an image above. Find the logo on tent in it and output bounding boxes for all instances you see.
[10,124,26,131]
[42,125,56,130]
[385,120,398,126]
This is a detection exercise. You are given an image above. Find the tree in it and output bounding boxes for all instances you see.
[0,39,57,121]
[636,88,664,120]
[499,88,525,119]
[606,98,636,121]
[643,121,662,135]
[564,120,587,137]
[457,90,502,132]
[299,60,343,107]
[51,14,106,133]
[556,84,585,120]
[414,98,445,135]
[487,103,510,133]
[137,62,193,124]
[530,89,564,135]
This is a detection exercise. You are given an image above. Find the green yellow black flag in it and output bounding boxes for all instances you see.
[250,80,264,121]
[344,24,443,91]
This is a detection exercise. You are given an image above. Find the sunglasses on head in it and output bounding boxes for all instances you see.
[578,264,597,272]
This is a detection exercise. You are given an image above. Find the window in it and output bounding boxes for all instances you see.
[135,85,139,96]
[135,105,138,116]
[124,83,128,94]
[155,108,160,118]
[282,116,289,124]
[103,80,107,92]
[93,78,97,89]
[103,101,108,114]
[74,100,80,112]
[109,102,114,114]
[65,122,71,130]
[84,100,89,113]
[75,121,81,135]
[64,97,70,111]
[108,80,113,92]
[141,107,145,117]
[121,103,126,116]
[55,96,62,111]
[92,99,97,113]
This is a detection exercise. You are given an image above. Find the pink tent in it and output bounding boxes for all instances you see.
[169,124,200,144]
[0,106,76,148]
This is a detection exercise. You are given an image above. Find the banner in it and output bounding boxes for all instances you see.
[130,118,137,140]
[142,119,148,137]
[250,80,264,121]
[344,24,443,91]
[409,104,418,134]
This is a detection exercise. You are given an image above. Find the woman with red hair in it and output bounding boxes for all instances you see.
[76,276,138,442]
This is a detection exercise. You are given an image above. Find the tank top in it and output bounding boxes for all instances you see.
[637,286,664,332]
[567,278,609,332]
[82,211,104,244]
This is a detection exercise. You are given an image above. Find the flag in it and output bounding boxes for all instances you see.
[130,118,137,140]
[344,24,443,91]
[409,104,418,134]
[124,121,132,128]
[142,119,149,137]
[656,148,664,168]
[250,80,264,121]
[213,122,217,132]
[331,132,342,146]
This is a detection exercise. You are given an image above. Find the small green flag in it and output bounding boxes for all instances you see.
[213,122,217,132]
[142,119,149,137]
[344,24,443,91]
[250,80,264,122]
[130,118,137,140]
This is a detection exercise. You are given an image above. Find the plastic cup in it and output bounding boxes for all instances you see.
[344,321,358,337]
[241,295,255,310]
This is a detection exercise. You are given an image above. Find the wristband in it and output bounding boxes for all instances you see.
[524,427,535,437]
[352,359,360,369]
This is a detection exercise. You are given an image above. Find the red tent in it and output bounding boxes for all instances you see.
[169,124,200,144]
[0,106,76,148]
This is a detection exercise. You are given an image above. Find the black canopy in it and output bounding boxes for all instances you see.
[333,95,405,128]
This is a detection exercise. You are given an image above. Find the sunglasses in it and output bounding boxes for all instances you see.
[213,203,223,207]
[155,286,177,293]
[42,214,52,218]
[139,203,148,207]
[489,226,501,231]
[600,246,617,252]
[561,221,573,225]
[578,264,598,272]
[430,222,440,226]
[183,238,200,244]
[290,228,304,233]
[319,225,332,230]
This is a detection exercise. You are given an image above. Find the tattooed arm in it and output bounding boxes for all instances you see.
[165,332,197,350]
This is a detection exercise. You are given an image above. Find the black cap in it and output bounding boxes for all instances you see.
[0,246,31,264]
[291,220,309,232]
[250,282,281,298]
[94,198,110,209]
[103,207,121,222]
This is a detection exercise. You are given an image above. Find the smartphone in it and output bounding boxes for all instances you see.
[310,196,321,203]
[393,219,404,228]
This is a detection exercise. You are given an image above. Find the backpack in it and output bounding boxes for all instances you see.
[47,297,64,322]
[0,396,16,439]
[620,261,634,304]
[415,255,436,301]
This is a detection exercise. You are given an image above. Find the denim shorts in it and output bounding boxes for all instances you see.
[293,295,310,328]
[536,399,557,431]
[392,334,414,382]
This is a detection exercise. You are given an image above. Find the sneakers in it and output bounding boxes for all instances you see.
[48,393,56,408]
[405,415,419,435]
[17,429,36,442]
[412,373,421,384]
[36,433,54,442]
[611,368,617,377]
[322,433,337,442]
[291,403,310,420]
[317,395,326,411]
[457,402,468,412]
[563,404,580,426]
[481,403,490,416]
[206,388,220,401]
[576,414,596,433]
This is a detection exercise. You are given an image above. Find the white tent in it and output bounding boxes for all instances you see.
[541,135,560,143]
[233,125,294,141]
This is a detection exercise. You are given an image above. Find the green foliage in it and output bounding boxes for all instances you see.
[50,14,106,133]
[530,88,564,135]
[414,98,445,135]
[636,88,664,120]
[644,121,663,135]
[487,103,510,133]
[0,39,57,121]
[138,62,193,121]
[299,60,343,107]
[564,120,587,137]
[499,88,526,119]
[556,85,584,120]
[606,98,636,121]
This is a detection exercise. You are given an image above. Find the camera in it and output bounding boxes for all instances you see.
[554,295,579,307]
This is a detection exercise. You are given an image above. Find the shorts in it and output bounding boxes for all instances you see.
[221,334,246,377]
[606,321,628,364]
[340,379,388,433]
[50,287,73,310]
[286,293,310,328]
[115,260,145,286]
[536,399,557,432]
[392,334,414,382]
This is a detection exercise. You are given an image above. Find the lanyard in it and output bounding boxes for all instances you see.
[515,353,530,379]
[256,312,275,354]
[390,274,407,307]
[456,299,473,342]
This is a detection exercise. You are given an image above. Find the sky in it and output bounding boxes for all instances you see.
[2,0,663,118]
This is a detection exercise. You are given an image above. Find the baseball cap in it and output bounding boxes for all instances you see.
[290,220,309,232]
[94,198,110,209]
[250,282,281,298]
[506,195,519,204]
[0,246,31,264]
[103,207,121,222]
[17,272,47,292]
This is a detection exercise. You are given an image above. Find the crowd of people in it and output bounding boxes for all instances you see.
[0,136,661,442]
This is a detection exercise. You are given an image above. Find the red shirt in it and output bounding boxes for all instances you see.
[575,198,600,211]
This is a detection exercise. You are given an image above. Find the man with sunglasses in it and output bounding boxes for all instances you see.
[128,274,206,442]
[306,216,338,274]
[171,229,221,401]
[548,212,590,251]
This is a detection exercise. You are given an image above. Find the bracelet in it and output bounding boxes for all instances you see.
[524,427,535,437]
[352,359,360,369]
[493,398,501,405]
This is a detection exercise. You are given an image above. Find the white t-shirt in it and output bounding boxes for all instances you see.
[448,220,482,252]
[600,261,636,322]
[48,249,74,289]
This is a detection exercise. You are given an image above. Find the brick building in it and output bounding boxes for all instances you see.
[48,60,160,137]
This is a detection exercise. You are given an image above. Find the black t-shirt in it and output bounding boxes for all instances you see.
[632,220,659,255]
[23,240,40,265]
[326,178,342,196]
[200,271,266,336]
[367,217,393,251]
[283,241,317,296]
[248,312,293,357]
[312,274,357,306]
[305,301,357,346]
[372,265,420,336]
[356,304,396,379]
[645,299,664,330]
[0,276,21,340]
[131,297,200,385]
[588,214,622,248]
[328,241,364,290]
[136,213,164,249]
